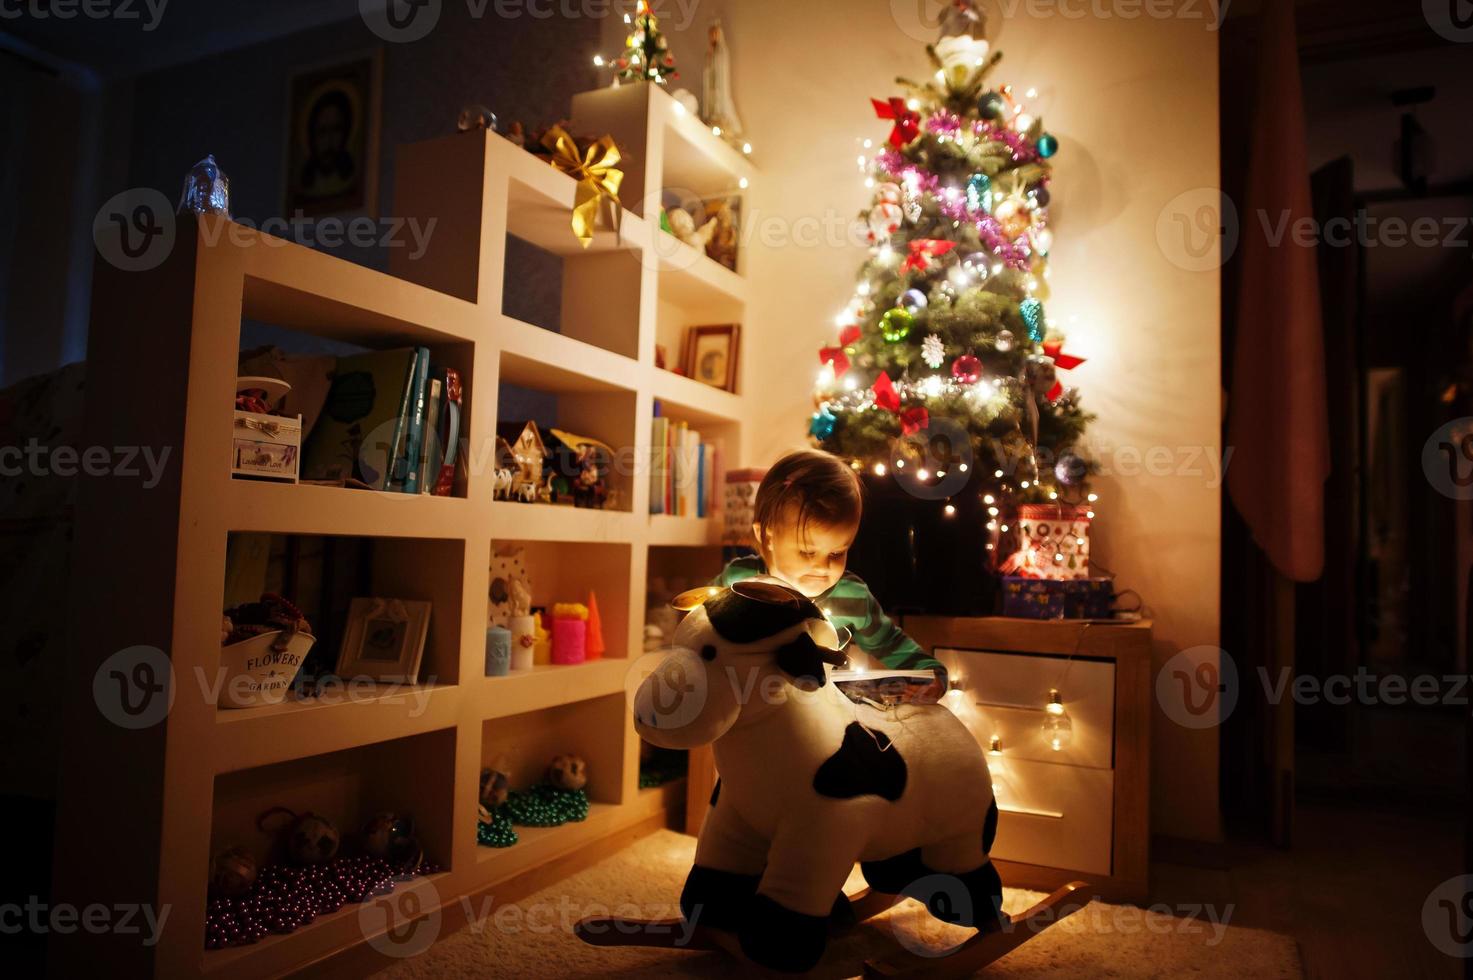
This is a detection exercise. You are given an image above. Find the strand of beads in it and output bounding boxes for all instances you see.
[476,807,518,848]
[205,856,442,950]
[504,785,589,827]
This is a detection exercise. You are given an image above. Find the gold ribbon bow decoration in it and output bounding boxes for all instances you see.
[541,126,624,248]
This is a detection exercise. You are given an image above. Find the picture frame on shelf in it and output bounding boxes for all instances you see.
[680,324,740,392]
[283,49,383,217]
[336,597,430,682]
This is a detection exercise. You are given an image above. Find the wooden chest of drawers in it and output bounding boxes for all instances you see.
[903,616,1153,903]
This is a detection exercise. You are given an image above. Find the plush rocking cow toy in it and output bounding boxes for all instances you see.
[577,579,1092,976]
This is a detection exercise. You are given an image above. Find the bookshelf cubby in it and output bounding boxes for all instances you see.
[58,81,753,978]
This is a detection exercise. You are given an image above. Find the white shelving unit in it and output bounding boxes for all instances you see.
[56,82,753,979]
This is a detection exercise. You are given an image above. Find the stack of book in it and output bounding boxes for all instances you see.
[649,402,715,517]
[300,346,462,495]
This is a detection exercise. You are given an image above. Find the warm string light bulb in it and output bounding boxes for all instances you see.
[1041,688,1072,751]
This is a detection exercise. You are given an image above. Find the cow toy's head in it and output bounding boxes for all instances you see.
[633,579,850,750]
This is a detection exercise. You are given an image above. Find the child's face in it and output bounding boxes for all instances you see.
[754,508,858,598]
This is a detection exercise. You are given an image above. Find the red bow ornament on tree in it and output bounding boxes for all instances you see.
[872,372,901,413]
[899,406,929,435]
[1041,340,1086,401]
[819,346,851,378]
[901,238,957,273]
[871,97,920,148]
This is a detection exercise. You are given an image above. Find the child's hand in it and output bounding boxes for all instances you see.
[913,678,947,704]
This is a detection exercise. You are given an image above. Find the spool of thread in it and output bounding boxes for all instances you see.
[484,626,511,676]
[509,615,536,671]
[551,617,587,665]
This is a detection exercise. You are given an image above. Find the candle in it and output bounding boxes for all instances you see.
[509,615,537,671]
[484,626,511,676]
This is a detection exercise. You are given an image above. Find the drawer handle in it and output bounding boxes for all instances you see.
[974,699,1046,712]
[998,804,1065,820]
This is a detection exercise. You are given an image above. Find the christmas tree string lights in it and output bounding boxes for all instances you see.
[809,5,1096,526]
[594,1,677,86]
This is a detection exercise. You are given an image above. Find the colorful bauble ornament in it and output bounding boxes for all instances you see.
[209,846,258,898]
[1036,133,1059,158]
[479,767,510,808]
[1055,452,1088,486]
[546,754,588,791]
[1030,184,1051,207]
[966,173,993,212]
[880,308,914,343]
[978,90,1007,120]
[809,405,837,439]
[287,813,340,865]
[961,251,992,278]
[922,333,945,369]
[867,203,903,240]
[952,353,983,385]
[1018,298,1045,343]
[994,329,1015,352]
[899,288,928,314]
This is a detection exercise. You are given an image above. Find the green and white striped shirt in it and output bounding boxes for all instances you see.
[711,556,946,686]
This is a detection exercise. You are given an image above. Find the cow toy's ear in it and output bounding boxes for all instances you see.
[774,632,829,689]
[671,586,726,610]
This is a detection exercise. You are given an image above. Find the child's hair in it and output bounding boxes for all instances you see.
[753,449,863,540]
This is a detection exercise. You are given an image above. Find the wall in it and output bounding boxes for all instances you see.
[606,1,1223,842]
[0,4,602,386]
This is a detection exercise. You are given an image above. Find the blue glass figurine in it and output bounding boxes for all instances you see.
[178,154,230,216]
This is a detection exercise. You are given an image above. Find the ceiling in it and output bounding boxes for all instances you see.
[0,0,373,83]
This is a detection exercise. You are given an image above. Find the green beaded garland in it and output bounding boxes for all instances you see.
[476,808,518,848]
[475,785,590,848]
[880,308,914,343]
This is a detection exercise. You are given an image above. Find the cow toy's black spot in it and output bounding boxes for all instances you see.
[813,722,907,801]
[700,644,718,661]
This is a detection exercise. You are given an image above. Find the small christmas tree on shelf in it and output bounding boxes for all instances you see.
[811,3,1095,528]
[597,0,677,86]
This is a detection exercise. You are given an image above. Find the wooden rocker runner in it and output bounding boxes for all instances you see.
[576,879,1095,977]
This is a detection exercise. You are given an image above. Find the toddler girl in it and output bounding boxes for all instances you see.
[712,448,946,702]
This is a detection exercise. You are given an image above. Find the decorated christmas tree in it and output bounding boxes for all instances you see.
[811,5,1094,524]
[606,0,677,86]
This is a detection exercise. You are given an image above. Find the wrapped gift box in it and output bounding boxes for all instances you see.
[232,411,301,481]
[1001,576,1113,620]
